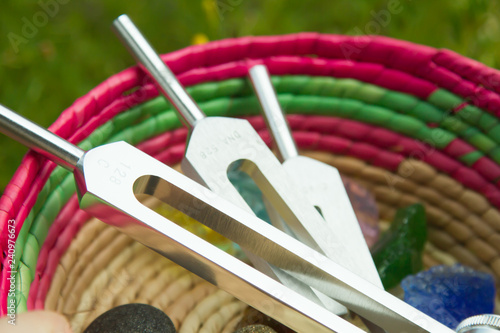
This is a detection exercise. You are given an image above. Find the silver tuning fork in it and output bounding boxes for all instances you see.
[0,105,454,333]
[112,13,346,317]
[248,64,384,332]
[247,64,382,293]
[0,14,457,333]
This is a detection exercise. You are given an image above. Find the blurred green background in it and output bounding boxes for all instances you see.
[0,0,499,191]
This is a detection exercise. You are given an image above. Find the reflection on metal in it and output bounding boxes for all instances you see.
[248,65,383,332]
[0,14,462,331]
[0,101,455,331]
[112,13,348,315]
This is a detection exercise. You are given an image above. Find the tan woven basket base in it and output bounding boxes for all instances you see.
[43,152,500,332]
[46,219,246,333]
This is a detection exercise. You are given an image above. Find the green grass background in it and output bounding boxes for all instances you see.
[0,0,499,191]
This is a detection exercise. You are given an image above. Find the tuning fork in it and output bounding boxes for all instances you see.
[112,14,377,316]
[111,14,349,315]
[0,103,454,332]
[248,64,382,288]
[0,13,459,331]
[247,64,387,331]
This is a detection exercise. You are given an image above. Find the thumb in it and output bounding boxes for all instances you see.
[0,310,72,333]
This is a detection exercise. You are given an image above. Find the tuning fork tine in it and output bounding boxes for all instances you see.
[112,13,349,316]
[108,15,458,332]
[112,14,204,128]
[0,102,455,332]
[0,104,356,332]
[0,12,452,333]
[248,64,383,288]
[249,64,387,332]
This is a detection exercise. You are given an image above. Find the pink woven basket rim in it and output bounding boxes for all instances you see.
[2,33,500,314]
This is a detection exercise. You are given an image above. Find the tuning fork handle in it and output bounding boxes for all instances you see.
[0,104,84,170]
[112,14,205,129]
[248,64,299,162]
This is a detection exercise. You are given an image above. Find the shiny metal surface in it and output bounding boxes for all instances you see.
[248,65,299,162]
[0,104,84,170]
[112,15,205,128]
[75,142,359,333]
[248,64,382,289]
[78,141,454,333]
[456,315,500,333]
[457,329,500,333]
[113,14,347,315]
[181,117,355,315]
[0,102,355,332]
[0,103,456,332]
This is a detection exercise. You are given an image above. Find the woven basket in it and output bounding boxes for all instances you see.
[2,33,500,332]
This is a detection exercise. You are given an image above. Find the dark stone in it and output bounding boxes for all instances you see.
[235,307,295,333]
[402,264,496,329]
[83,303,176,333]
[234,325,278,333]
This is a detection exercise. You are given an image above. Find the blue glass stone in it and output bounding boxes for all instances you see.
[401,264,496,329]
[228,166,271,223]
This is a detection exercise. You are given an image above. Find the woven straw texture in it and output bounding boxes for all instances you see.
[1,33,500,332]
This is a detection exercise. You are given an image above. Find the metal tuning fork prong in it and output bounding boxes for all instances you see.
[0,102,455,333]
[247,64,382,288]
[0,13,461,331]
[0,104,353,332]
[248,64,386,332]
[112,13,348,316]
[110,15,459,332]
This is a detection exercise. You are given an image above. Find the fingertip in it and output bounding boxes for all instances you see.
[0,310,72,333]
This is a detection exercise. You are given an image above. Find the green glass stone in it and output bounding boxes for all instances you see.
[371,203,427,290]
